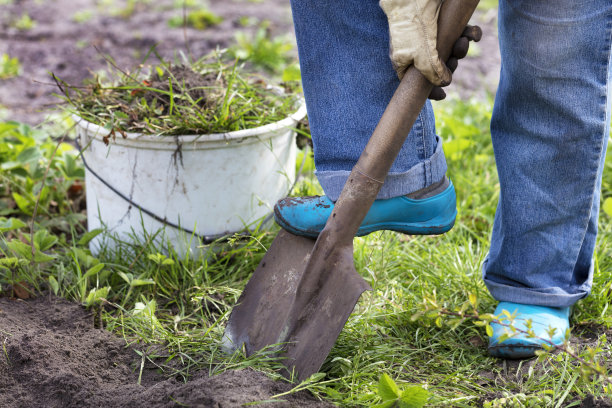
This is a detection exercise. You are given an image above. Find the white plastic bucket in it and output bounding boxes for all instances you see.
[75,103,307,256]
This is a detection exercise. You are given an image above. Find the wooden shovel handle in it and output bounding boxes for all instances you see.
[326,0,480,243]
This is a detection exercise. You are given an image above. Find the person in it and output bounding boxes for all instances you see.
[274,0,612,358]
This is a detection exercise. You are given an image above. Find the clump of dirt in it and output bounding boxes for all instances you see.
[143,65,223,111]
[581,395,612,408]
[0,295,334,408]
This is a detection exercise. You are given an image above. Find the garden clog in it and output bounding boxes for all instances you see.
[274,180,457,238]
[488,301,570,359]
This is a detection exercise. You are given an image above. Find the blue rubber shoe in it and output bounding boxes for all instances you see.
[488,302,571,359]
[274,180,457,238]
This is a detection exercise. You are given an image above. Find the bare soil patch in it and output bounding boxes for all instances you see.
[0,295,334,407]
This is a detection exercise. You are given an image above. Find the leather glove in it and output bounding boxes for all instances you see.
[380,0,482,99]
[380,0,450,86]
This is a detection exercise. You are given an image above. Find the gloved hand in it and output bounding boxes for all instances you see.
[379,0,481,99]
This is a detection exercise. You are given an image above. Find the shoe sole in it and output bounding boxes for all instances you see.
[274,207,457,239]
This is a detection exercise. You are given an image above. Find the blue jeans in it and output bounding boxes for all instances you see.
[290,0,447,202]
[290,0,612,307]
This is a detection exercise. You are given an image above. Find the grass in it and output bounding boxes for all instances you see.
[0,96,610,406]
[55,51,299,135]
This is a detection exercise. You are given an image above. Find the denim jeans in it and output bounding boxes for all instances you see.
[483,0,612,308]
[289,0,447,202]
[289,0,611,307]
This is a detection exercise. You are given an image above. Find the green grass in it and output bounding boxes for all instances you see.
[55,51,299,135]
[0,96,610,406]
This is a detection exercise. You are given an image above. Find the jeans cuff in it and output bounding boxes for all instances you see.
[483,275,590,309]
[315,136,448,201]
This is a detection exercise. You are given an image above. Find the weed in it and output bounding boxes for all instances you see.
[72,10,94,24]
[229,26,295,75]
[168,9,223,30]
[0,54,20,79]
[11,13,36,30]
[375,373,429,408]
[112,0,151,19]
[238,16,259,28]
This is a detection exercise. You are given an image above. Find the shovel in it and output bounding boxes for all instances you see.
[223,0,480,381]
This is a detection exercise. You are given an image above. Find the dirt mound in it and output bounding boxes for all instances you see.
[0,296,334,408]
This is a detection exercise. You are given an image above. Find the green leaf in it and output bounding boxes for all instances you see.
[303,372,326,383]
[603,197,612,217]
[33,229,58,251]
[399,386,430,408]
[84,263,105,279]
[16,146,40,164]
[48,275,59,295]
[33,250,55,263]
[117,271,132,284]
[60,153,85,178]
[485,324,494,337]
[77,228,104,246]
[7,240,33,260]
[130,278,156,287]
[6,239,55,262]
[84,286,110,307]
[0,217,27,232]
[0,257,21,269]
[372,402,396,408]
[443,138,473,159]
[378,373,400,402]
[12,192,33,215]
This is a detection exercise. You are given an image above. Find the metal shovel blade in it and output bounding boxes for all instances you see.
[222,228,370,381]
[279,233,371,380]
[222,229,317,356]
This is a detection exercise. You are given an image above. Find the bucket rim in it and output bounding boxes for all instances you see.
[73,100,306,145]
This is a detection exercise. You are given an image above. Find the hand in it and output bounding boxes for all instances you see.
[429,25,482,101]
[379,0,481,98]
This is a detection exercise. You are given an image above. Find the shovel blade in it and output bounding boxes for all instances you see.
[222,229,315,355]
[281,242,371,381]
[222,229,371,381]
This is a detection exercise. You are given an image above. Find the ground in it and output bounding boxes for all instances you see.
[0,295,334,407]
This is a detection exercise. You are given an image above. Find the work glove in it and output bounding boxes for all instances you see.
[379,0,482,100]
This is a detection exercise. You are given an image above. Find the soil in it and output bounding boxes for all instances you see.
[0,0,500,125]
[0,295,335,407]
